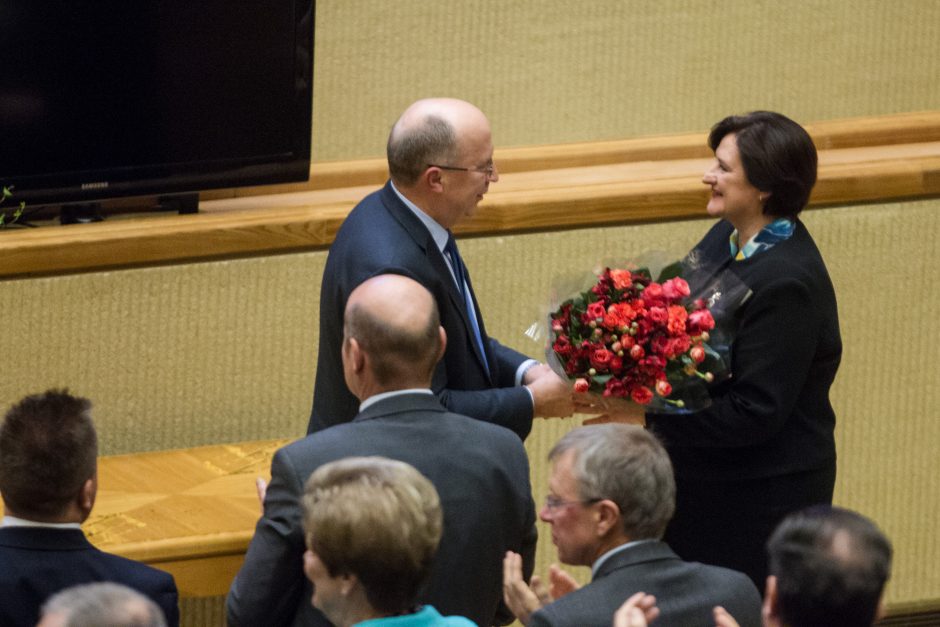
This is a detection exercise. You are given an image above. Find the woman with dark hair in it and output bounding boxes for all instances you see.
[644,111,842,590]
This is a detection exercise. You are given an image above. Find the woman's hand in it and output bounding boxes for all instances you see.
[572,393,647,426]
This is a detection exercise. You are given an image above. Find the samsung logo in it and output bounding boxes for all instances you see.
[81,181,109,190]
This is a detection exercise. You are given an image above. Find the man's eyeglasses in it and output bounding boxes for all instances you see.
[427,163,496,178]
[543,495,603,511]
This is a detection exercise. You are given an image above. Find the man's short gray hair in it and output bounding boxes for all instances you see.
[387,114,458,186]
[40,582,167,627]
[549,424,676,539]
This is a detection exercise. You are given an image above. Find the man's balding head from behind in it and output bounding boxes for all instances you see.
[342,274,446,398]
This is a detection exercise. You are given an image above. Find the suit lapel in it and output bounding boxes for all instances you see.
[380,184,493,381]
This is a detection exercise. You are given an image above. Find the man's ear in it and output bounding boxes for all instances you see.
[594,499,621,538]
[347,337,366,373]
[762,575,779,626]
[436,326,447,363]
[424,166,444,193]
[78,475,97,521]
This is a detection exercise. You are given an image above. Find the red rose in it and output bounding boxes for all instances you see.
[609,356,624,373]
[630,386,654,404]
[648,306,668,325]
[690,345,706,363]
[650,334,671,356]
[604,378,627,398]
[666,305,688,335]
[655,379,673,397]
[629,344,645,360]
[553,335,574,357]
[642,282,665,305]
[609,269,634,290]
[662,277,691,301]
[688,309,715,332]
[668,335,692,357]
[586,301,607,321]
[573,378,590,393]
[590,348,614,371]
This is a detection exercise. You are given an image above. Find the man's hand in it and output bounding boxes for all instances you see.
[503,551,552,624]
[572,393,646,426]
[613,592,659,627]
[547,564,579,599]
[526,368,574,418]
[255,477,268,513]
[713,606,741,627]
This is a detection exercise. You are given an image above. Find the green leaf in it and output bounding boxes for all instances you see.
[656,260,684,282]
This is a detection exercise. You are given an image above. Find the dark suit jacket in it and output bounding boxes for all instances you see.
[308,181,534,440]
[529,541,761,627]
[647,219,841,479]
[228,393,538,627]
[0,526,180,627]
[647,219,841,587]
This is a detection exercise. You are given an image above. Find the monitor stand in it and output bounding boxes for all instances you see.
[157,192,199,215]
[60,203,105,224]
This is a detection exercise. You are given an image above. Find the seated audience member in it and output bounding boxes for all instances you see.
[0,390,179,627]
[300,456,475,626]
[37,581,167,627]
[503,424,762,627]
[713,505,893,627]
[227,274,537,627]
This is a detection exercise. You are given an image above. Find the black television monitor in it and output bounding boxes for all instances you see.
[0,1,314,216]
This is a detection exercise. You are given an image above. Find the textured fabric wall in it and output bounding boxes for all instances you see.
[2,199,938,613]
[311,0,940,160]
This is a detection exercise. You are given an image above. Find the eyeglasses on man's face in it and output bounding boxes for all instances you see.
[427,163,497,179]
[543,494,603,511]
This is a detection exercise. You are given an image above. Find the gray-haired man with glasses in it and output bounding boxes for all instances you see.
[504,424,762,627]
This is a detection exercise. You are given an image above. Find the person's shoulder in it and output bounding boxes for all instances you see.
[687,560,761,597]
[440,410,528,451]
[94,549,177,588]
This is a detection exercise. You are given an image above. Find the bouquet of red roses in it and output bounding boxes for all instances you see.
[547,264,726,413]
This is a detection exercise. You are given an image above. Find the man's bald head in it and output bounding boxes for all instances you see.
[387,98,490,187]
[343,274,444,390]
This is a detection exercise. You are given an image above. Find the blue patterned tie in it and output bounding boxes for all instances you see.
[445,233,490,374]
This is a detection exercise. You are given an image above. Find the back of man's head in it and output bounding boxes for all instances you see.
[549,424,675,540]
[344,274,443,389]
[0,389,97,520]
[767,506,892,627]
[38,582,167,627]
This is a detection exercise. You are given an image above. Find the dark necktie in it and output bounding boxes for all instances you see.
[445,233,490,374]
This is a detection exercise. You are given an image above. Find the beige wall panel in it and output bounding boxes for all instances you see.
[4,199,939,611]
[0,254,326,452]
[312,0,940,160]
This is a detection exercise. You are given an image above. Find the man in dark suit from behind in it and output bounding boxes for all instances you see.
[0,390,179,627]
[503,424,762,627]
[228,274,538,627]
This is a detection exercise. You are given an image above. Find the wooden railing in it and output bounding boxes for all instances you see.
[1,111,938,278]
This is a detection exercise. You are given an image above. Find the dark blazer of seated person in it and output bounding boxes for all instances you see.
[228,275,537,627]
[0,390,179,627]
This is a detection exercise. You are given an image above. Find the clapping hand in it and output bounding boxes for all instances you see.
[503,552,581,625]
[613,592,659,627]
